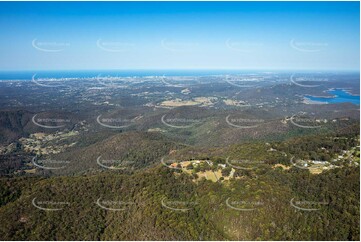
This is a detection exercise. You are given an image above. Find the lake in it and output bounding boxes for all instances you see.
[305,89,360,105]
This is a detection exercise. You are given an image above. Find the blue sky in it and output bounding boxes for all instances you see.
[0,1,359,71]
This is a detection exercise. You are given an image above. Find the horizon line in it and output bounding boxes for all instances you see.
[0,69,359,72]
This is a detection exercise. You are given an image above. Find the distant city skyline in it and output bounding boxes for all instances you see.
[0,1,359,71]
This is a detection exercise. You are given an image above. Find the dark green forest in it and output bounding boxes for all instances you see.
[0,132,359,241]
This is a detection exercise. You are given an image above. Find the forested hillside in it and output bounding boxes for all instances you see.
[0,138,359,240]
